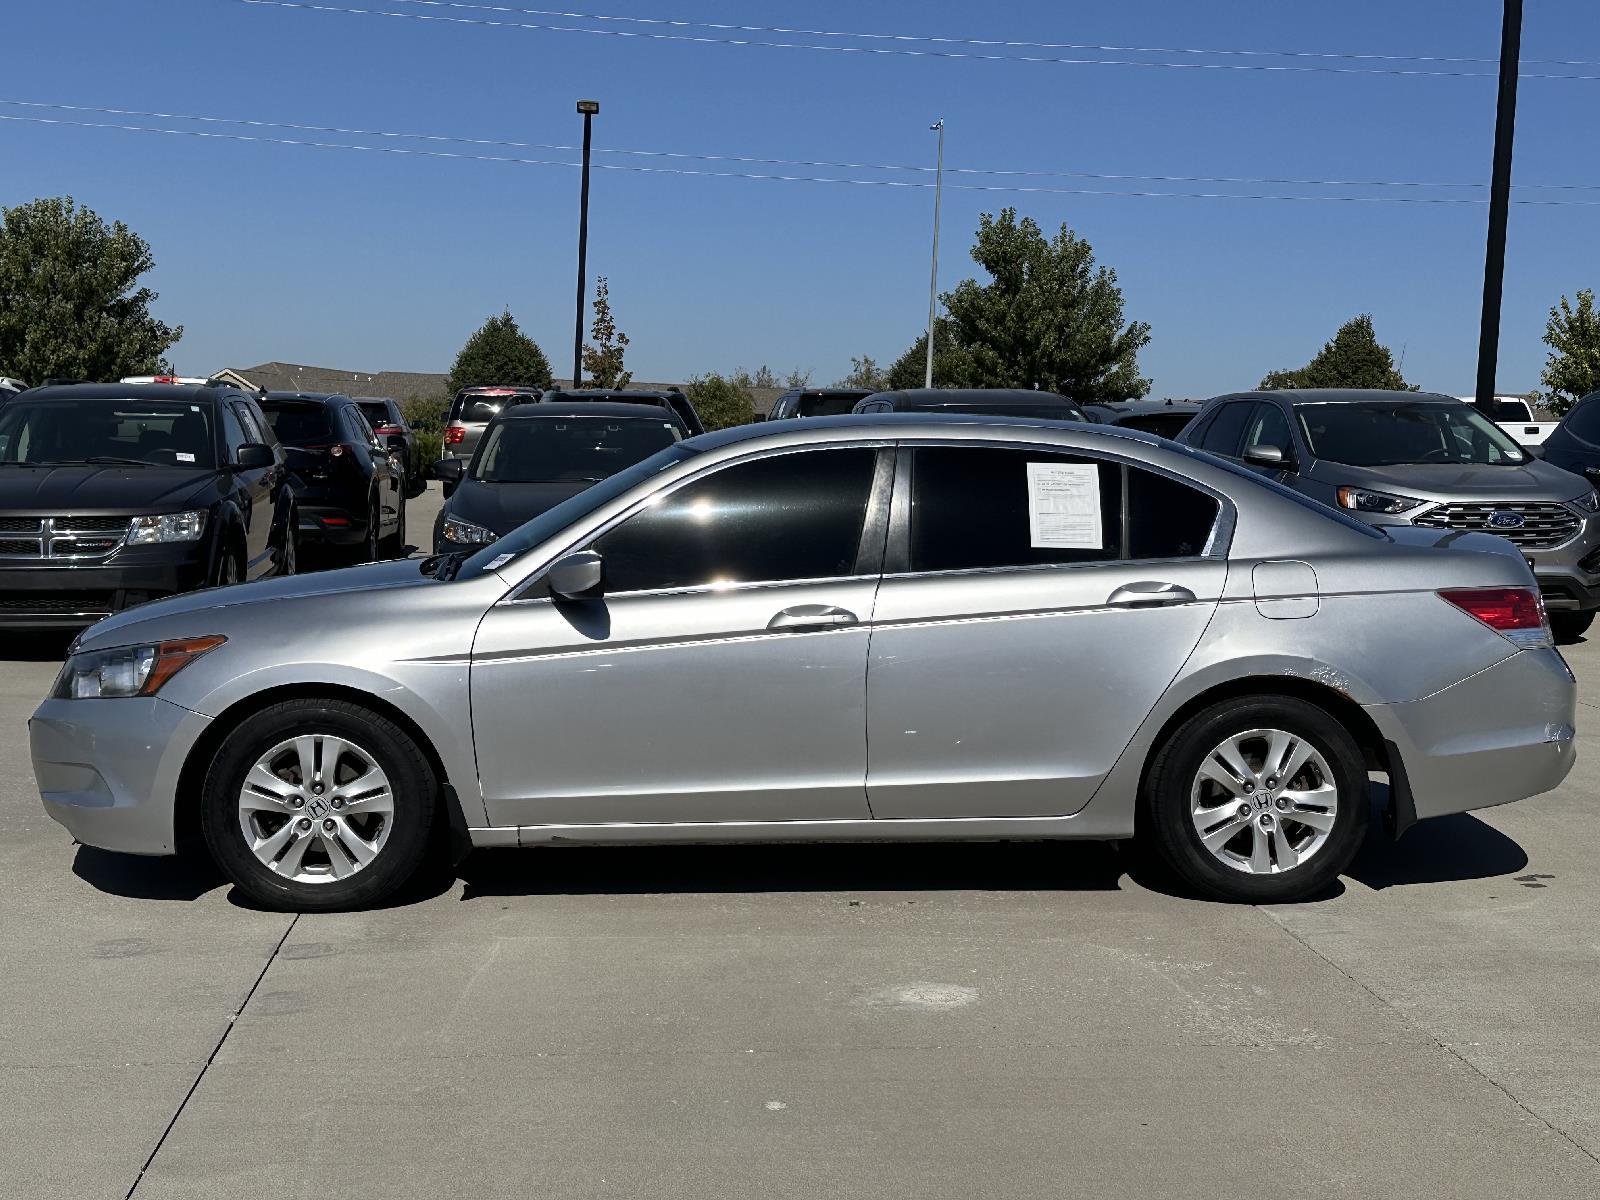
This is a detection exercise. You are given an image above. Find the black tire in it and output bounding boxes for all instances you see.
[1141,695,1369,903]
[200,699,438,912]
[348,494,380,565]
[1551,610,1594,643]
[278,508,299,577]
[380,491,407,558]
[212,541,244,588]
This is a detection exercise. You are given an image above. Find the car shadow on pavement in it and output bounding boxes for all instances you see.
[458,839,1130,900]
[72,845,226,903]
[1345,808,1528,890]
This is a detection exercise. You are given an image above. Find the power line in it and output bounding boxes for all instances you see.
[381,0,1600,71]
[235,0,1600,81]
[6,96,1597,194]
[6,111,1600,205]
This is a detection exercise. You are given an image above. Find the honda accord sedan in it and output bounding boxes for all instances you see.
[31,415,1576,910]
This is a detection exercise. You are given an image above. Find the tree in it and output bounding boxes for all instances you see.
[447,310,552,394]
[684,373,755,430]
[1539,289,1600,415]
[581,277,631,389]
[885,321,979,390]
[731,365,778,390]
[0,196,182,382]
[783,367,814,389]
[835,355,889,391]
[1259,314,1416,391]
[891,209,1150,400]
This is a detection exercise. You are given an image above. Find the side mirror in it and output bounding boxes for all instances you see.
[1243,443,1288,470]
[431,458,464,483]
[235,443,274,470]
[546,550,604,601]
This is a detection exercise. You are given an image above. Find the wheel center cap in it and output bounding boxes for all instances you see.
[307,797,330,820]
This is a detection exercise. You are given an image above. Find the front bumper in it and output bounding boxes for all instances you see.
[0,553,211,629]
[1530,557,1600,611]
[30,695,213,855]
[1365,647,1576,823]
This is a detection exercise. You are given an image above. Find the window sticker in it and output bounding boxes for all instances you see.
[176,452,196,463]
[1026,461,1102,549]
[485,553,514,570]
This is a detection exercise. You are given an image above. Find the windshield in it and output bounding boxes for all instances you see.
[260,402,333,444]
[471,416,681,483]
[796,394,867,417]
[357,402,394,428]
[455,391,533,424]
[0,398,215,468]
[1298,402,1528,467]
[454,443,699,580]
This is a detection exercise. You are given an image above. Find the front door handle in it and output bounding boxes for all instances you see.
[1106,581,1197,608]
[768,604,859,631]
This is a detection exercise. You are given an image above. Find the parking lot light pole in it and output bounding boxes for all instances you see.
[1474,0,1522,414]
[574,99,600,388]
[925,119,945,391]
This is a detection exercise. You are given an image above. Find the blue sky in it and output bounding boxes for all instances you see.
[2,0,1597,396]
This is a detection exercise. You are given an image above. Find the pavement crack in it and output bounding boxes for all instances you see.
[124,914,299,1198]
[1260,906,1600,1169]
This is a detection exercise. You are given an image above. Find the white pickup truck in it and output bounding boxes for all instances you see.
[1456,395,1558,448]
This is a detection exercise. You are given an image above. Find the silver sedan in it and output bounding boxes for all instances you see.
[30,415,1577,909]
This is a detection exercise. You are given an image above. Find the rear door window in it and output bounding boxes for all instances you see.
[1197,402,1253,458]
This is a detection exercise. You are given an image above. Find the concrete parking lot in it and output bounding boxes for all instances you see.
[3,483,1598,1198]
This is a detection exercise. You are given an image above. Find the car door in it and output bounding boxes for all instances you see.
[1239,400,1300,481]
[470,444,892,827]
[866,441,1227,819]
[346,406,399,532]
[233,398,292,573]
[220,400,274,577]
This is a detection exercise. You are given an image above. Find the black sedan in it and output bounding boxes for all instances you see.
[431,402,684,553]
[852,388,1087,421]
[1083,399,1202,440]
[0,383,296,628]
[258,392,407,563]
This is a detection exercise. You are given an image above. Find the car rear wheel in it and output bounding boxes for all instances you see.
[349,495,380,565]
[1550,611,1594,643]
[380,492,407,559]
[1142,696,1369,903]
[200,699,438,911]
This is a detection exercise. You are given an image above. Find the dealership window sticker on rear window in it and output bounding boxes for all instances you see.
[1026,461,1103,550]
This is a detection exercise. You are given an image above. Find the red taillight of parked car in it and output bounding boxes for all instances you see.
[1438,587,1551,647]
[373,424,403,436]
[445,424,466,445]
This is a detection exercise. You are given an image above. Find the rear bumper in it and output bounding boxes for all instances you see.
[0,555,211,628]
[297,506,370,546]
[1365,647,1576,822]
[30,695,211,855]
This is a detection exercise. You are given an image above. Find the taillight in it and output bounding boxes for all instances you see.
[1438,587,1551,648]
[374,424,403,435]
[445,424,465,445]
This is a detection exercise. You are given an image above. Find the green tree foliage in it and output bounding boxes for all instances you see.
[835,355,889,390]
[731,364,779,390]
[784,367,814,388]
[685,373,756,430]
[1259,315,1416,391]
[0,196,182,381]
[886,321,979,390]
[892,209,1151,400]
[1539,290,1600,415]
[447,310,552,395]
[581,277,631,389]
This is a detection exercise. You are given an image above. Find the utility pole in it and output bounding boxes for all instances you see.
[1474,0,1522,413]
[573,99,599,388]
[924,119,945,390]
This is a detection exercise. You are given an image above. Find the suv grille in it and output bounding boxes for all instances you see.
[0,516,130,559]
[0,592,116,615]
[1414,502,1580,549]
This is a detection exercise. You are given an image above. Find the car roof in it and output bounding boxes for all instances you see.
[260,391,353,405]
[779,387,872,397]
[501,401,680,419]
[545,388,682,399]
[1214,388,1457,406]
[1087,399,1202,416]
[459,385,542,394]
[864,388,1080,407]
[10,382,228,402]
[351,396,398,405]
[688,410,1153,454]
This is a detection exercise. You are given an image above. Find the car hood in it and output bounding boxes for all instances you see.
[0,465,217,512]
[445,479,593,536]
[1307,458,1588,502]
[76,559,429,650]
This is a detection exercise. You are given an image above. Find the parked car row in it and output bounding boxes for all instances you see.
[0,382,411,628]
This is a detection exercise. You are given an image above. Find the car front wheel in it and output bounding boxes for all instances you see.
[200,699,438,911]
[1142,696,1369,903]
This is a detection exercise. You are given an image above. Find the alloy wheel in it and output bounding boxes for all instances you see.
[236,734,395,883]
[1188,727,1338,875]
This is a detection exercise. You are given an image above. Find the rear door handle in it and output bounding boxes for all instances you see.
[768,604,859,631]
[1106,581,1198,608]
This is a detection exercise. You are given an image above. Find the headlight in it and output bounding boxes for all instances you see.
[442,515,497,545]
[1335,486,1425,515]
[1573,489,1600,513]
[128,511,207,544]
[53,635,225,700]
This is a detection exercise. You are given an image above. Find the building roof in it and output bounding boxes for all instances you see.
[217,362,448,402]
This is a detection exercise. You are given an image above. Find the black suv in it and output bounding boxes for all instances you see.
[540,388,703,436]
[768,388,872,420]
[354,396,427,498]
[0,383,297,628]
[258,392,406,563]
